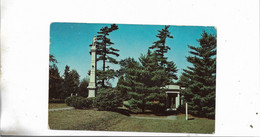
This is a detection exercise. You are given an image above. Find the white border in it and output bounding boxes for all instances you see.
[1,0,260,136]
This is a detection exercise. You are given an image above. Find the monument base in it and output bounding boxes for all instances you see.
[88,88,96,98]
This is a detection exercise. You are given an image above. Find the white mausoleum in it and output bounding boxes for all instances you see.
[165,84,185,111]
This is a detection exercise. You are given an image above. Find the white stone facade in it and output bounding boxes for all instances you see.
[87,36,97,97]
[165,84,184,111]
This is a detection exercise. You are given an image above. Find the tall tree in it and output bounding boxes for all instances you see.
[149,25,178,83]
[117,57,145,112]
[149,25,173,66]
[117,51,169,113]
[177,73,191,87]
[78,77,90,97]
[139,50,168,113]
[62,65,80,98]
[49,64,63,99]
[183,31,216,119]
[91,24,119,87]
[49,54,63,99]
[70,69,80,95]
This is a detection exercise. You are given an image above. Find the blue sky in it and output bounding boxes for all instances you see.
[50,23,216,87]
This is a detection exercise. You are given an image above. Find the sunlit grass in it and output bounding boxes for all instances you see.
[48,103,71,109]
[49,109,214,133]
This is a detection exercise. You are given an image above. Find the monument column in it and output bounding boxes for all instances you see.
[87,36,97,97]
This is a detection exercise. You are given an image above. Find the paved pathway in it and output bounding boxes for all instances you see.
[49,107,74,111]
[131,115,177,120]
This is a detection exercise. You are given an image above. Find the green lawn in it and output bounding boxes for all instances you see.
[49,109,215,133]
[48,103,71,109]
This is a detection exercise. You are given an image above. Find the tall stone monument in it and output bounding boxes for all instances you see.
[87,36,97,97]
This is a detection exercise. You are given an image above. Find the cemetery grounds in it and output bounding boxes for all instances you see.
[48,103,215,133]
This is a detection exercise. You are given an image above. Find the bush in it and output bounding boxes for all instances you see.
[94,88,123,111]
[65,96,77,106]
[49,99,65,103]
[65,96,94,109]
[83,97,94,108]
[177,103,185,113]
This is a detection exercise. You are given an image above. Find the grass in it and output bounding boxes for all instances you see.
[48,103,72,109]
[49,109,215,133]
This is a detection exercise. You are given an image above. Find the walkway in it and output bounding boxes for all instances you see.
[49,107,74,111]
[131,115,177,120]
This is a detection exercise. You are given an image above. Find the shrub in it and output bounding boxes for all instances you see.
[65,96,76,106]
[94,88,123,111]
[49,99,65,103]
[65,96,94,109]
[177,103,185,113]
[83,97,94,108]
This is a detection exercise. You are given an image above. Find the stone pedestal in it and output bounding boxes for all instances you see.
[88,89,96,97]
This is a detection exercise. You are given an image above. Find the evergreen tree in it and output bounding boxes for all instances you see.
[177,73,191,87]
[139,50,168,113]
[62,65,71,98]
[49,54,63,99]
[91,24,119,87]
[149,25,178,83]
[49,64,63,99]
[116,76,129,99]
[183,31,216,119]
[62,65,80,98]
[149,25,173,66]
[117,51,169,113]
[117,57,145,112]
[78,77,90,97]
[70,69,80,95]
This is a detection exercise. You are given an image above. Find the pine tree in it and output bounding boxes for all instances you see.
[49,64,63,99]
[117,51,169,113]
[139,50,168,113]
[149,25,178,83]
[91,24,119,87]
[116,76,129,99]
[62,65,80,98]
[49,54,63,99]
[70,69,80,95]
[149,25,173,66]
[78,77,89,97]
[117,57,145,112]
[177,73,191,87]
[183,31,216,119]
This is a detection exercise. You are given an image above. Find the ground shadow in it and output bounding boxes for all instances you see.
[113,108,132,116]
[188,117,195,120]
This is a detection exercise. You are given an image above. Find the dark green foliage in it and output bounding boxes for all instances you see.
[78,77,89,97]
[183,31,216,119]
[94,88,123,111]
[117,51,171,113]
[177,74,191,87]
[65,96,94,109]
[49,99,65,103]
[62,66,80,99]
[116,76,130,100]
[65,96,77,106]
[149,25,173,66]
[176,103,185,113]
[117,57,146,112]
[149,25,178,83]
[49,64,63,99]
[49,54,57,63]
[111,26,178,114]
[146,92,167,113]
[91,24,119,87]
